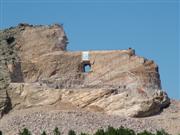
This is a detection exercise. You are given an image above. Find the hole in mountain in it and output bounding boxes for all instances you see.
[83,64,91,73]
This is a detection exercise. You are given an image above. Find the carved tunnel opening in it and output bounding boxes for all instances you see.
[81,60,91,73]
[83,63,91,73]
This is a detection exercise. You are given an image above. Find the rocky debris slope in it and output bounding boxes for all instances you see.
[0,100,179,135]
[0,107,162,135]
[0,23,170,118]
[146,100,180,135]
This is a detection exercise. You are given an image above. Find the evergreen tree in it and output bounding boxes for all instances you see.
[41,131,47,135]
[94,129,105,135]
[68,130,76,135]
[19,128,32,135]
[116,126,135,135]
[54,127,61,135]
[106,126,117,135]
[137,130,155,135]
[156,129,169,135]
[80,132,89,135]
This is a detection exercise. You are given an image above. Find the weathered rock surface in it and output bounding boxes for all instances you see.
[0,56,11,117]
[0,23,170,118]
[8,82,169,117]
[0,23,68,116]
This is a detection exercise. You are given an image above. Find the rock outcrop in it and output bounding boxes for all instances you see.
[8,83,169,117]
[0,23,170,118]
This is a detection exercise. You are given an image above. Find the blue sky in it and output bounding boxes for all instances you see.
[0,0,179,99]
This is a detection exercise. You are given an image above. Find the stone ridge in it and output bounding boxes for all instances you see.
[0,23,170,118]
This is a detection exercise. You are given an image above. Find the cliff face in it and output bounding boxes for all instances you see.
[0,23,170,118]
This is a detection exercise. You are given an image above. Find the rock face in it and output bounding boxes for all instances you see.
[0,23,170,118]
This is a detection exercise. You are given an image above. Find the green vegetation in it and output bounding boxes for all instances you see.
[54,127,61,135]
[19,128,32,135]
[68,130,76,135]
[0,126,179,135]
[41,131,47,135]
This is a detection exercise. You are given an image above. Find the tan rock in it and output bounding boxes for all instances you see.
[8,82,168,117]
[0,23,170,117]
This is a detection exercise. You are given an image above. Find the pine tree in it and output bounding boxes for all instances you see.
[19,128,32,135]
[41,131,47,135]
[156,129,169,135]
[80,132,89,135]
[68,130,76,135]
[94,129,105,135]
[137,130,154,135]
[54,127,61,135]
